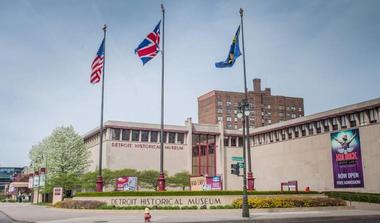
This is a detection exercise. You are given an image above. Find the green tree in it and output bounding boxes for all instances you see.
[138,170,161,189]
[167,171,190,190]
[29,126,89,195]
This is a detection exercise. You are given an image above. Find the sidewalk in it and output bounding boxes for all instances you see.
[1,203,380,223]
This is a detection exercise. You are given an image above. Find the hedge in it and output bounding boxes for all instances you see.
[325,191,380,204]
[54,200,106,209]
[75,190,318,197]
[232,197,346,209]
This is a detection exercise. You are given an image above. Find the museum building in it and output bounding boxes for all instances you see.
[84,97,380,193]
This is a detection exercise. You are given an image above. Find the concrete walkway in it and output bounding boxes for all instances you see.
[1,203,380,223]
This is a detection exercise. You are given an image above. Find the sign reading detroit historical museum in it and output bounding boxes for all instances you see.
[331,128,364,188]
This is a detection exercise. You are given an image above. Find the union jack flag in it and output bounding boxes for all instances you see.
[135,21,161,65]
[90,38,105,84]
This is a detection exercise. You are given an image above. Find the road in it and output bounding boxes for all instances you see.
[0,211,16,223]
[0,203,380,223]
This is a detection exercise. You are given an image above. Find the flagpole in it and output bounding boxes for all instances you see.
[96,24,107,192]
[157,4,166,191]
[240,8,254,192]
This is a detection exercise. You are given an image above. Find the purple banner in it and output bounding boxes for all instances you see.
[331,129,364,188]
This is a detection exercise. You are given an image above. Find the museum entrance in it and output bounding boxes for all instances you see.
[192,134,216,176]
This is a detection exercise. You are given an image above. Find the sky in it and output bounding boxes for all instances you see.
[1,0,379,167]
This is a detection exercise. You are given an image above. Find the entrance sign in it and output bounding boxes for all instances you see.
[190,176,206,191]
[190,176,222,191]
[331,129,364,188]
[115,176,138,191]
[206,176,222,190]
[52,187,63,205]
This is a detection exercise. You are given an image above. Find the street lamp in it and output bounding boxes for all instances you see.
[237,100,250,218]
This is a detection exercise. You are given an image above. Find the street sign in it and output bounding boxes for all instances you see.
[232,156,243,162]
[238,162,245,168]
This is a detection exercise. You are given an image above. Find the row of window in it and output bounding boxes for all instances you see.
[224,108,379,147]
[110,128,185,144]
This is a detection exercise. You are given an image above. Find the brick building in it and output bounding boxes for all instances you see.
[198,79,304,129]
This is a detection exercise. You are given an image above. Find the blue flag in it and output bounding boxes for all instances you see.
[215,26,241,68]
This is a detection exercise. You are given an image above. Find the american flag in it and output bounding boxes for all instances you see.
[135,21,161,65]
[90,38,105,84]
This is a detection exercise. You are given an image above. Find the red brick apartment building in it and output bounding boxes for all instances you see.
[198,79,304,129]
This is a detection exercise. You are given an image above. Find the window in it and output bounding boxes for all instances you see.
[160,132,168,143]
[238,137,243,147]
[141,130,149,142]
[217,116,223,121]
[287,128,293,139]
[323,120,330,132]
[226,101,232,106]
[168,132,176,143]
[332,118,338,131]
[267,105,271,109]
[291,106,296,111]
[279,112,284,117]
[177,133,184,144]
[226,123,232,129]
[131,130,140,141]
[217,109,223,114]
[226,117,232,122]
[369,109,378,123]
[111,128,121,140]
[301,125,306,136]
[281,130,286,140]
[234,125,238,129]
[150,131,158,142]
[341,116,347,128]
[349,114,357,127]
[308,123,314,135]
[294,128,299,138]
[298,107,303,112]
[217,101,223,106]
[224,137,229,146]
[230,137,237,147]
[291,114,296,118]
[234,117,238,122]
[278,105,284,110]
[316,121,322,133]
[122,129,130,141]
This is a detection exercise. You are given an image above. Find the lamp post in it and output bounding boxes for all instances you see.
[237,100,250,218]
[239,8,254,191]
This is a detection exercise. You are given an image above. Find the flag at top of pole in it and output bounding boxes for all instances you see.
[215,26,242,68]
[135,21,161,65]
[90,38,105,84]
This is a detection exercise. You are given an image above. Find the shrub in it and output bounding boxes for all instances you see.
[53,200,106,209]
[180,205,198,210]
[75,190,318,197]
[325,191,380,204]
[232,197,345,209]
[209,205,236,209]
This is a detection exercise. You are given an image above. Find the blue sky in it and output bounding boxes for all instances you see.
[1,0,379,166]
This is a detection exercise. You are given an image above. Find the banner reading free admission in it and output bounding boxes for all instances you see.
[331,128,364,188]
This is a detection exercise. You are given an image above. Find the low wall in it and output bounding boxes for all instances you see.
[73,194,325,207]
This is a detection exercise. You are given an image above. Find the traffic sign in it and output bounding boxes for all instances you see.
[232,156,243,161]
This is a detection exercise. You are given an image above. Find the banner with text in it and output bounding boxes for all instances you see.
[331,128,364,188]
[115,176,138,191]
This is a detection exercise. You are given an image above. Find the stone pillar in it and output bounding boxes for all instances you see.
[185,118,193,176]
